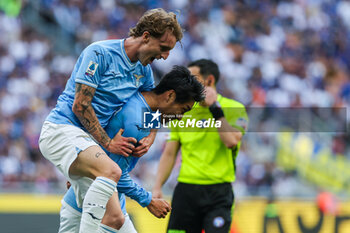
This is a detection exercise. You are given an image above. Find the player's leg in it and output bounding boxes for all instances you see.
[39,122,122,233]
[99,215,136,233]
[167,183,202,233]
[39,122,121,185]
[98,191,137,233]
[117,214,137,233]
[98,191,125,232]
[70,145,122,233]
[202,183,234,233]
[59,200,82,233]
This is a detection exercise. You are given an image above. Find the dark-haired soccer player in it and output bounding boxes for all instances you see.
[59,66,205,233]
[153,59,248,233]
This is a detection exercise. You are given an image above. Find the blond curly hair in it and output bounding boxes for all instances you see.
[129,8,183,42]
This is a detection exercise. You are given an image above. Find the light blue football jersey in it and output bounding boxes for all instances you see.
[106,92,152,174]
[46,39,154,129]
[63,92,153,213]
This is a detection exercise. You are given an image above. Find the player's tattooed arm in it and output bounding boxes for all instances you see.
[73,83,137,156]
[73,83,111,148]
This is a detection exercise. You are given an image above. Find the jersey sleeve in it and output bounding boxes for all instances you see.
[75,43,107,89]
[117,171,152,207]
[224,104,249,135]
[139,66,155,92]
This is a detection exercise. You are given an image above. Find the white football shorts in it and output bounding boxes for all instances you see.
[39,121,98,206]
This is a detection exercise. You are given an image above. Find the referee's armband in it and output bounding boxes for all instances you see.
[209,101,224,120]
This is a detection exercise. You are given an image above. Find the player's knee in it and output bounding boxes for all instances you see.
[103,163,121,182]
[102,212,125,230]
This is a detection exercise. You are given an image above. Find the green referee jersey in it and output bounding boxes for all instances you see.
[169,94,248,185]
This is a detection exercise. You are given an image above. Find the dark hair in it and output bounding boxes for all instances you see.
[129,8,183,42]
[188,59,220,84]
[153,66,205,103]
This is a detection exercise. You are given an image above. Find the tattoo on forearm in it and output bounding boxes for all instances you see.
[98,126,111,147]
[82,88,94,99]
[81,118,91,128]
[76,83,82,92]
[74,84,110,147]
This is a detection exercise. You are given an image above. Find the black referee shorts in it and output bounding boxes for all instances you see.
[167,182,234,233]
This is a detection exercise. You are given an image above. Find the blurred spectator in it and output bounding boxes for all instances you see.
[317,191,339,215]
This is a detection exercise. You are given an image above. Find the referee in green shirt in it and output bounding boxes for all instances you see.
[153,59,248,233]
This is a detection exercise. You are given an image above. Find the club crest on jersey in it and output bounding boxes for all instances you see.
[134,74,144,87]
[85,61,99,77]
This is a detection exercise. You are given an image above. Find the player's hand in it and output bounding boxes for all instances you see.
[152,186,163,198]
[147,198,171,218]
[201,86,217,107]
[132,133,155,157]
[107,129,137,157]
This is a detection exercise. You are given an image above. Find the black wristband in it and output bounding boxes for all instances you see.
[209,101,224,120]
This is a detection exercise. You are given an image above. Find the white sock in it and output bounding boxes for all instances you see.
[98,223,118,233]
[98,215,137,233]
[79,177,116,233]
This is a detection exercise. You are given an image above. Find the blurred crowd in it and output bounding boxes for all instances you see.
[0,0,349,197]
